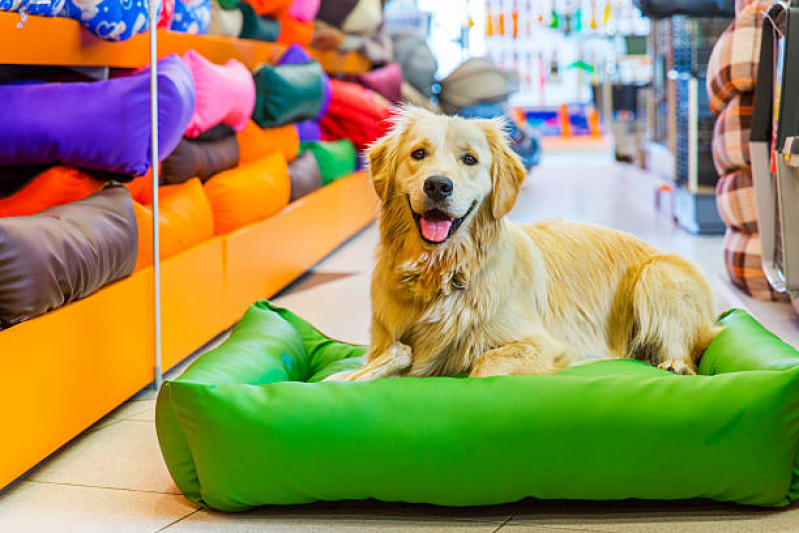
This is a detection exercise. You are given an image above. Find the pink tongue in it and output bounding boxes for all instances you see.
[420,217,453,242]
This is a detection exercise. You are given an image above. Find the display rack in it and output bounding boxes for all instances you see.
[0,12,378,490]
[0,12,371,74]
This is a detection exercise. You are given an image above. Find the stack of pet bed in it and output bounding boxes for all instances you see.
[124,46,357,272]
[207,0,316,43]
[313,0,391,65]
[390,31,439,110]
[0,54,195,327]
[0,30,384,327]
[0,0,317,40]
[707,0,786,301]
[0,0,206,40]
[309,0,436,112]
[127,50,281,266]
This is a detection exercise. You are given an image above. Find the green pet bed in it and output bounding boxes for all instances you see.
[156,301,799,512]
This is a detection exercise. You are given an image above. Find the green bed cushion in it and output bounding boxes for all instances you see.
[298,139,356,185]
[156,302,799,512]
[252,62,325,128]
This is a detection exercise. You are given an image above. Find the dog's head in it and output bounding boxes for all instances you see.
[369,106,527,248]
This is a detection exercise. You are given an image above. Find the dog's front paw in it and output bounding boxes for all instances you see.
[389,342,413,368]
[658,359,696,376]
[322,370,358,382]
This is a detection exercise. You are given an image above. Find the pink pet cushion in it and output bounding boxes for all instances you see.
[289,0,320,22]
[182,50,256,138]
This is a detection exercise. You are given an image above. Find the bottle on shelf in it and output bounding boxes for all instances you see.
[550,0,559,29]
[512,0,519,39]
[487,0,494,37]
[524,0,533,37]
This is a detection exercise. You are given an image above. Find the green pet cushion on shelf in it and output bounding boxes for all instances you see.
[299,139,356,185]
[156,301,799,512]
[237,3,281,42]
[252,62,325,128]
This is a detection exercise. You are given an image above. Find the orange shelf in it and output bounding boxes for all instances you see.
[0,12,370,73]
[0,171,377,490]
[161,237,227,371]
[0,269,156,491]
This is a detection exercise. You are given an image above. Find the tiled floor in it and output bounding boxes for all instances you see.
[2,152,798,532]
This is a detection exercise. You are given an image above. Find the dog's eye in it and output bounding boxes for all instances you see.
[411,148,426,160]
[462,154,478,166]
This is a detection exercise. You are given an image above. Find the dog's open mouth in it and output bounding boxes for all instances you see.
[409,199,477,244]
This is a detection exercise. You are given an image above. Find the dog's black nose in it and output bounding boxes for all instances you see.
[424,175,454,201]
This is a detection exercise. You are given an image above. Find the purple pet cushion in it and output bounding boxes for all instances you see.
[277,44,312,65]
[295,120,321,141]
[0,54,195,176]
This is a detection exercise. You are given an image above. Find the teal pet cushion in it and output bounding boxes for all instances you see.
[156,302,799,512]
[237,2,280,41]
[252,62,325,128]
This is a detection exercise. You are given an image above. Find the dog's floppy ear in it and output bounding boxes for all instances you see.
[367,128,399,204]
[478,118,527,219]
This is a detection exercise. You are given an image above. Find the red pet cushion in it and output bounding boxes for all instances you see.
[320,79,394,151]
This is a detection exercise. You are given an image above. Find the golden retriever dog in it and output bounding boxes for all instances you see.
[325,106,719,381]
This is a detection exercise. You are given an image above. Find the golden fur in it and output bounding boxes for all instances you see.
[325,107,720,381]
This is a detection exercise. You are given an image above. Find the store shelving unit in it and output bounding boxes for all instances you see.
[0,12,371,73]
[0,12,378,490]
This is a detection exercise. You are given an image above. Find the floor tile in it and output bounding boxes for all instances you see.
[84,414,124,433]
[129,386,157,401]
[125,401,156,422]
[312,225,379,274]
[106,399,155,421]
[294,499,520,523]
[30,420,179,494]
[163,507,504,532]
[272,272,372,345]
[0,481,196,533]
[508,499,799,532]
[714,275,799,349]
[278,271,360,297]
[512,162,725,282]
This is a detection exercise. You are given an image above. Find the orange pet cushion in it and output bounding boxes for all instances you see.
[236,120,300,165]
[277,8,314,45]
[241,0,291,16]
[204,152,290,235]
[0,166,104,217]
[125,173,155,205]
[133,178,215,270]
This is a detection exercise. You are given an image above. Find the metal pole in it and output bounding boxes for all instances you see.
[148,0,163,390]
[687,76,698,193]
